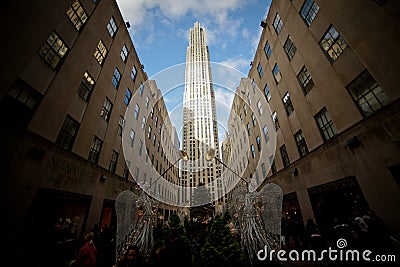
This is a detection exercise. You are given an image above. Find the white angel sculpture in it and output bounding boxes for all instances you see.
[115,185,156,262]
[205,148,283,265]
[231,180,283,265]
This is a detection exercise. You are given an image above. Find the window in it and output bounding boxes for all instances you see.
[320,25,348,61]
[100,98,113,122]
[256,136,261,151]
[134,104,140,120]
[150,108,154,118]
[129,129,135,147]
[283,35,297,60]
[297,66,314,95]
[264,84,271,101]
[272,111,280,130]
[109,150,118,173]
[251,145,256,158]
[294,130,309,157]
[112,68,121,89]
[252,79,256,92]
[261,162,267,178]
[155,116,158,127]
[88,136,103,164]
[66,0,88,31]
[273,13,283,34]
[107,17,118,37]
[138,140,143,155]
[283,92,294,116]
[247,93,252,105]
[131,66,137,81]
[124,88,132,105]
[252,112,256,126]
[269,156,277,175]
[257,100,263,115]
[263,124,269,142]
[134,167,139,180]
[300,0,320,26]
[145,96,149,108]
[56,115,79,150]
[77,71,95,102]
[315,107,336,141]
[257,62,264,78]
[39,32,68,69]
[153,134,156,145]
[121,44,129,63]
[147,126,152,139]
[6,80,42,116]
[264,41,272,59]
[139,82,144,96]
[142,117,146,130]
[118,116,125,136]
[243,103,247,115]
[247,123,251,136]
[123,161,130,179]
[94,40,108,65]
[272,63,282,83]
[348,70,389,117]
[280,145,290,168]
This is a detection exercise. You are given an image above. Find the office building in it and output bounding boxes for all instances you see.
[0,0,179,263]
[229,0,400,235]
[181,22,221,206]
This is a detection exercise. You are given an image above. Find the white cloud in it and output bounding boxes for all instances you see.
[220,55,251,75]
[117,0,243,26]
[215,88,235,111]
[242,27,250,38]
[117,0,246,47]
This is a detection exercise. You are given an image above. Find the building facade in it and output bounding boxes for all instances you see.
[181,22,221,206]
[0,0,179,264]
[230,0,400,236]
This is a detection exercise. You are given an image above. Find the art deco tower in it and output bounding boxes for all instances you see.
[181,22,220,205]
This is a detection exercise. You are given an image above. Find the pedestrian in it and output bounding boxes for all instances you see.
[71,232,97,267]
[116,245,148,267]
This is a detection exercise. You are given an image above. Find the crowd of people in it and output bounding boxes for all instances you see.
[281,210,400,257]
[56,209,399,267]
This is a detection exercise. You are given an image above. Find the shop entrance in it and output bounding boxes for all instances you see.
[308,176,369,228]
[18,188,91,267]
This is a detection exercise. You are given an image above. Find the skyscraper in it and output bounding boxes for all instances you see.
[181,22,220,205]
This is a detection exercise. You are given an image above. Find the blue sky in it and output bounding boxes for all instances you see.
[116,0,272,143]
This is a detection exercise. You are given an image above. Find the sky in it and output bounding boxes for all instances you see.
[116,0,272,144]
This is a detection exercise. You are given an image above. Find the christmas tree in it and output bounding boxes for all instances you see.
[199,211,244,267]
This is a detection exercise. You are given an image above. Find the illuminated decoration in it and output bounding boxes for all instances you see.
[206,148,283,265]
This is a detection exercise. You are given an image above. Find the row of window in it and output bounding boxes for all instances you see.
[267,67,389,173]
[41,0,137,72]
[258,0,390,128]
[49,1,150,177]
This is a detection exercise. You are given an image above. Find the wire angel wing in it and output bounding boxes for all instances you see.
[115,189,140,259]
[131,189,155,260]
[230,184,247,226]
[258,182,283,250]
